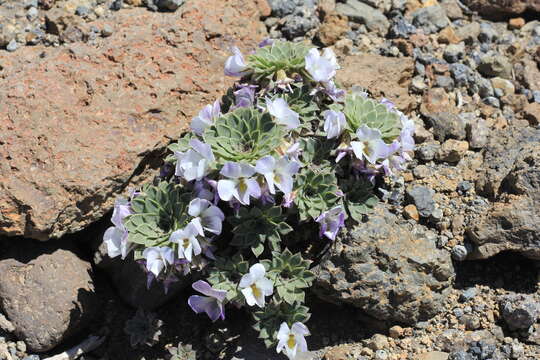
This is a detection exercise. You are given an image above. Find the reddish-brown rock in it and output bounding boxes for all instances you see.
[463,0,540,18]
[336,54,416,112]
[318,13,349,46]
[0,2,267,240]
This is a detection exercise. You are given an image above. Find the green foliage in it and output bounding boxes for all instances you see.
[168,343,197,360]
[124,181,191,253]
[207,254,250,303]
[340,177,379,221]
[343,93,401,142]
[294,165,341,221]
[165,133,193,163]
[203,107,285,164]
[263,250,315,305]
[124,308,163,348]
[253,302,311,348]
[247,40,311,81]
[229,206,292,257]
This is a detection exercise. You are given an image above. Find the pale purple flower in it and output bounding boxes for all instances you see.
[104,198,133,259]
[170,222,201,262]
[191,100,221,136]
[258,38,274,48]
[282,192,295,208]
[322,80,345,102]
[175,139,215,182]
[323,110,346,139]
[255,156,299,195]
[142,246,175,278]
[266,97,300,129]
[305,48,339,83]
[188,280,227,322]
[239,263,273,308]
[188,198,225,236]
[193,180,215,201]
[315,206,345,241]
[350,125,388,164]
[285,142,302,164]
[224,46,248,77]
[217,162,261,205]
[399,113,415,155]
[380,98,395,110]
[276,322,310,360]
[234,84,257,108]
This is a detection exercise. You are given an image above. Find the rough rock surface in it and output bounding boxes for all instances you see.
[0,1,267,241]
[468,126,540,259]
[463,0,540,18]
[0,239,100,352]
[314,205,454,325]
[336,54,415,111]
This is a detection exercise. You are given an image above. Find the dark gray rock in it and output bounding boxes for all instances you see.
[154,0,184,11]
[483,96,500,107]
[388,15,416,38]
[267,0,316,17]
[280,4,319,39]
[314,205,454,325]
[411,5,448,34]
[500,295,540,330]
[336,0,390,35]
[450,63,473,88]
[407,186,436,218]
[0,239,100,352]
[428,112,467,141]
[469,127,540,259]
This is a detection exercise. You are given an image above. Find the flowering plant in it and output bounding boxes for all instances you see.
[103,39,414,359]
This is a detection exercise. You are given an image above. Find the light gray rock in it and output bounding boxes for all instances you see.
[336,0,390,35]
[412,5,448,34]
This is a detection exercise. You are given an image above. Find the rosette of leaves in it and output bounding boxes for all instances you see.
[203,107,284,164]
[343,93,401,142]
[228,206,292,257]
[207,254,250,303]
[124,181,192,258]
[340,177,379,221]
[124,308,163,348]
[262,250,315,305]
[247,40,311,81]
[294,165,341,221]
[168,342,196,360]
[253,302,311,348]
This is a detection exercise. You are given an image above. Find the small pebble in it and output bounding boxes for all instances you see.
[101,25,114,37]
[460,288,477,302]
[6,40,18,52]
[451,245,468,261]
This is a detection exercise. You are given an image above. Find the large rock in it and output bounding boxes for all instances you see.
[314,205,454,325]
[336,54,416,112]
[0,239,100,352]
[462,0,540,18]
[468,126,540,259]
[336,0,389,35]
[0,1,267,241]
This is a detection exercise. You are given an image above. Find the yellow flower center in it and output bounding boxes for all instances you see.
[239,179,247,193]
[287,334,296,349]
[250,284,261,298]
[183,238,190,248]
